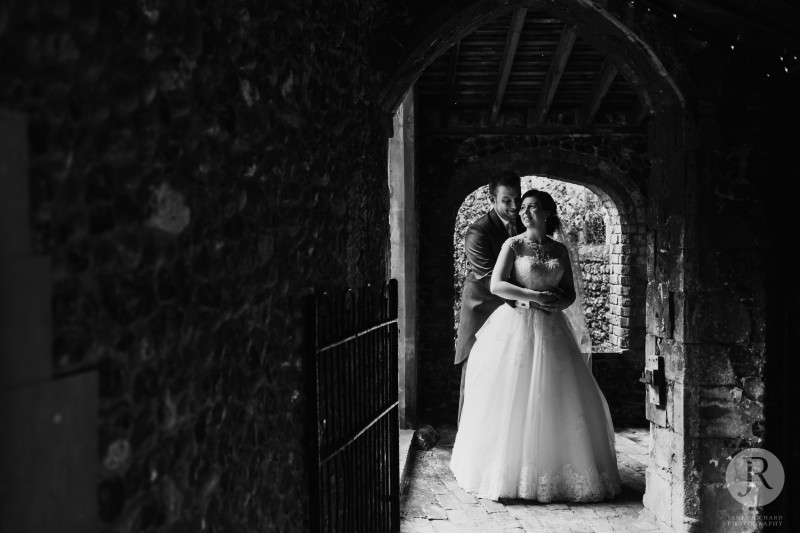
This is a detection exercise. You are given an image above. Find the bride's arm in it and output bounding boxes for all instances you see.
[490,243,547,302]
[491,242,561,309]
[540,243,577,311]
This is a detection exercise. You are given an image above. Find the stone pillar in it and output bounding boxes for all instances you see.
[642,106,696,533]
[0,111,98,531]
[604,213,648,426]
[390,89,418,429]
[643,84,765,531]
[608,217,646,351]
[675,56,766,531]
[607,214,629,349]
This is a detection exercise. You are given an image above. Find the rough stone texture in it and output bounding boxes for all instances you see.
[0,1,396,531]
[420,134,649,195]
[641,41,790,531]
[580,244,612,348]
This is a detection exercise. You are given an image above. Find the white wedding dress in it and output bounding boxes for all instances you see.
[450,235,622,502]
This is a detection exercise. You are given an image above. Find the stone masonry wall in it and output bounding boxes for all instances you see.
[579,244,647,427]
[641,46,780,531]
[580,244,611,348]
[0,2,397,531]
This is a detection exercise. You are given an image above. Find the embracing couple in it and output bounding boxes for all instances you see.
[450,170,622,503]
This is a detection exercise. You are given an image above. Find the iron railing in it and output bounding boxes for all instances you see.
[305,280,400,532]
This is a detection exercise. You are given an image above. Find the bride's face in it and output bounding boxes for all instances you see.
[520,197,550,228]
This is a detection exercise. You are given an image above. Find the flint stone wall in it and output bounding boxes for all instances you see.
[0,1,395,531]
[580,244,612,348]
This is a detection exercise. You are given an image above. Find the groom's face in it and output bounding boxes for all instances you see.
[491,185,521,221]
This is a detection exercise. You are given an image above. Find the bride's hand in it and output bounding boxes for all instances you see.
[538,290,571,312]
[529,290,559,305]
[529,301,552,315]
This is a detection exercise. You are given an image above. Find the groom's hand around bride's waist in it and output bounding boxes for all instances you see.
[536,289,572,313]
[526,289,568,313]
[530,290,561,304]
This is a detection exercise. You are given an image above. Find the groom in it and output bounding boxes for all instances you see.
[455,171,524,424]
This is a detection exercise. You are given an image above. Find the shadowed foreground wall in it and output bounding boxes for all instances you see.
[0,1,396,530]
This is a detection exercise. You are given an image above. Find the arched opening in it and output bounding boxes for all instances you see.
[384,2,689,528]
[453,177,609,352]
[453,175,648,427]
[418,147,648,424]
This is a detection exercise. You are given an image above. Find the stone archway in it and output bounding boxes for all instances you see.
[453,148,652,426]
[381,2,698,531]
[415,143,648,424]
[449,147,647,354]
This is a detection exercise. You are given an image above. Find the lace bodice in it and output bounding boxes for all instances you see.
[505,236,565,292]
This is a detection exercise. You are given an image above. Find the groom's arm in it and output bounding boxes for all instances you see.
[464,225,494,281]
[464,225,516,307]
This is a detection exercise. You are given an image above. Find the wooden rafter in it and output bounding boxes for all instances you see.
[580,56,618,126]
[489,8,527,126]
[529,25,577,128]
[440,40,461,128]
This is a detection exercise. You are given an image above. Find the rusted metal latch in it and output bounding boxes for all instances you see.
[640,355,666,408]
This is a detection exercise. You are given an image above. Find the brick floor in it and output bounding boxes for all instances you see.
[401,426,666,532]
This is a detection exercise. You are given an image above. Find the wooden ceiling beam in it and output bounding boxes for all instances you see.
[441,40,461,128]
[529,25,577,128]
[580,56,618,126]
[489,8,528,126]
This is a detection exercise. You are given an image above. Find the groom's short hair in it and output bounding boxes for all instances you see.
[488,171,521,198]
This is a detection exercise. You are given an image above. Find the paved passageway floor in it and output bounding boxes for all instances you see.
[401,426,664,532]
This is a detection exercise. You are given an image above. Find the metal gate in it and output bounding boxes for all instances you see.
[304,280,400,532]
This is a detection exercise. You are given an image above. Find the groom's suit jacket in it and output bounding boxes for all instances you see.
[454,209,525,365]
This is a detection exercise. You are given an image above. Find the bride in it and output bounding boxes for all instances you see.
[450,189,622,502]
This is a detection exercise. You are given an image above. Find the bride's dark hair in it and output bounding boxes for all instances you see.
[521,189,561,236]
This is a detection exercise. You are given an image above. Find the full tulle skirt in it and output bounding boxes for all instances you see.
[450,304,622,502]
